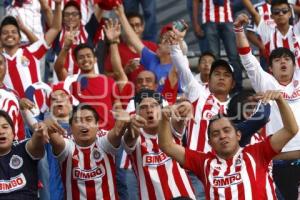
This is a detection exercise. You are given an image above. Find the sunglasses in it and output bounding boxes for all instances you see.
[272,8,290,15]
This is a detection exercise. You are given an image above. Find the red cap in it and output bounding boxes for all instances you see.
[63,1,81,13]
[97,0,123,10]
[48,82,72,105]
[159,23,173,37]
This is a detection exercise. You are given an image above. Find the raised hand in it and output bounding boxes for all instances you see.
[33,122,49,144]
[234,13,249,28]
[103,18,121,43]
[257,90,283,104]
[113,1,125,17]
[63,26,76,50]
[19,98,36,111]
[129,114,147,138]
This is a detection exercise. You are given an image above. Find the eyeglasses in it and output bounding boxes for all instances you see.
[63,12,80,18]
[272,8,290,15]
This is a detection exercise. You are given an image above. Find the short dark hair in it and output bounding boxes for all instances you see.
[69,104,99,125]
[198,51,216,65]
[0,16,21,37]
[0,110,15,134]
[269,47,295,66]
[126,12,144,24]
[73,43,95,60]
[134,89,163,108]
[271,0,290,11]
[207,114,237,139]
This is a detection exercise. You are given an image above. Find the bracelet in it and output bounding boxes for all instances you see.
[233,26,244,33]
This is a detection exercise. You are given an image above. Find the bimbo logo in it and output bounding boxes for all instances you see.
[281,89,300,101]
[212,173,242,188]
[0,173,26,193]
[143,152,171,167]
[73,166,105,181]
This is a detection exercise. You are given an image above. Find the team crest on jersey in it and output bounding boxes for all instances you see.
[0,173,27,193]
[9,155,23,170]
[92,149,102,161]
[203,110,215,120]
[212,173,242,188]
[143,152,171,167]
[73,165,105,181]
[235,157,242,166]
[21,56,29,67]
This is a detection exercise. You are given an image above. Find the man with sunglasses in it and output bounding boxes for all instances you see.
[243,0,300,67]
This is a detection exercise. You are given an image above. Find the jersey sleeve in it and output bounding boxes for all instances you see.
[171,45,207,102]
[245,136,278,166]
[140,47,158,71]
[23,139,41,160]
[98,134,119,155]
[26,39,50,59]
[183,148,207,181]
[257,19,273,44]
[56,138,72,163]
[239,47,277,92]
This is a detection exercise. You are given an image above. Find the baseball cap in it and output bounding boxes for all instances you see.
[134,89,163,108]
[159,23,173,37]
[209,59,235,79]
[48,82,72,105]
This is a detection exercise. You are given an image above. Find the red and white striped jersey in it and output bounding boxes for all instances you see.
[201,0,233,23]
[3,39,49,109]
[0,87,25,140]
[57,134,118,200]
[122,129,195,200]
[257,20,300,67]
[246,2,275,33]
[248,133,277,200]
[170,45,229,153]
[184,137,278,200]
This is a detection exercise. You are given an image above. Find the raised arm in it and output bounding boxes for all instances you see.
[263,91,298,152]
[16,16,38,44]
[44,0,62,46]
[104,18,128,91]
[108,110,130,147]
[242,0,261,26]
[26,122,49,158]
[94,4,103,23]
[192,0,204,38]
[48,128,66,156]
[39,0,53,28]
[114,3,144,54]
[158,107,186,165]
[53,29,75,81]
[234,14,275,92]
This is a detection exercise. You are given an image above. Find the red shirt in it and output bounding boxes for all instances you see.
[71,75,120,130]
[184,137,278,199]
[104,41,157,82]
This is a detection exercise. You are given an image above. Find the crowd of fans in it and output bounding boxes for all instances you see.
[0,0,300,200]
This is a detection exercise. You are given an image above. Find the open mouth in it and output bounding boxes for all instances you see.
[0,136,7,143]
[80,128,89,134]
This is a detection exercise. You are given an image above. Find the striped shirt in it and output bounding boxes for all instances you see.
[3,39,49,110]
[57,134,119,200]
[201,0,233,24]
[122,129,195,200]
[184,137,278,199]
